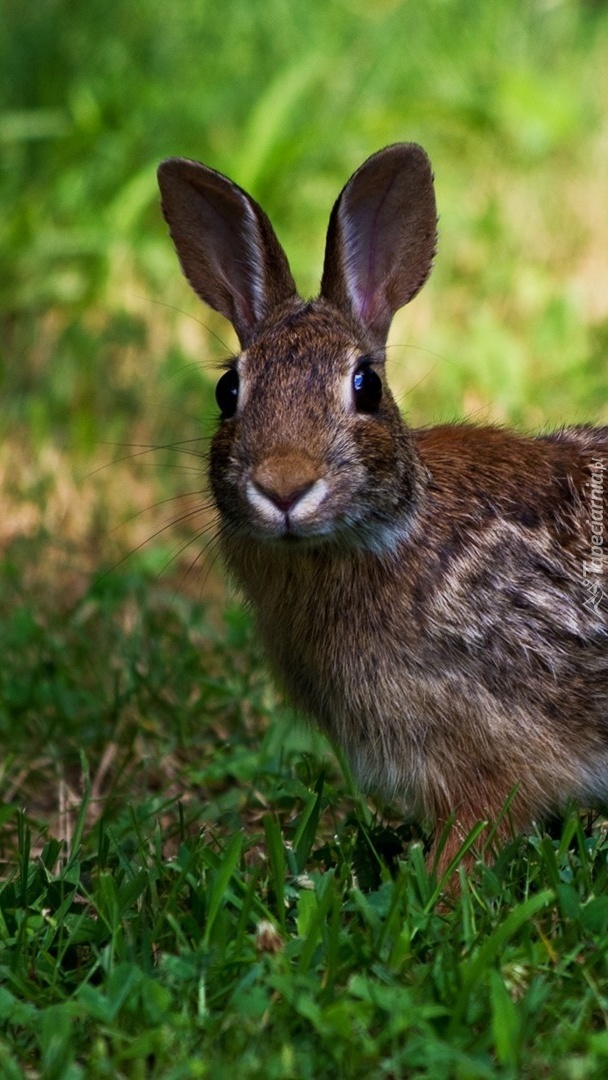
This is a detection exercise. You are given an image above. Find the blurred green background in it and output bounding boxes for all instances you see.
[1,0,608,597]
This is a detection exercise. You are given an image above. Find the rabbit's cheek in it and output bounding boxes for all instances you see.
[352,420,412,494]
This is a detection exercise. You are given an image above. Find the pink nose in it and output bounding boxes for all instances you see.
[251,453,319,514]
[252,477,316,513]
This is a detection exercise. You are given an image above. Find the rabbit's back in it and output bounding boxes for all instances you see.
[412,423,608,719]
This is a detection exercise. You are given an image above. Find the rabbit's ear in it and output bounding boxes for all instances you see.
[158,158,298,346]
[320,144,437,348]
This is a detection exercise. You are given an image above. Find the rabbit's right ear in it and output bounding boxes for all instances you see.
[157,158,298,347]
[320,144,437,348]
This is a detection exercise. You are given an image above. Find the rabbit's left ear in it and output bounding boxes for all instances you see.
[320,143,437,348]
[158,158,298,347]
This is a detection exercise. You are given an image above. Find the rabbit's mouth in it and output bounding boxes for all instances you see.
[245,510,336,547]
[244,472,330,534]
[239,499,416,556]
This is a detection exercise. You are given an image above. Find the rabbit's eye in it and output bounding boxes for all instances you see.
[216,369,239,418]
[352,364,382,414]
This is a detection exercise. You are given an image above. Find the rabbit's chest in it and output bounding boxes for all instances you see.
[245,552,440,743]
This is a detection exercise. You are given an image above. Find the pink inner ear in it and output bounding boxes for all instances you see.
[189,182,267,333]
[342,212,389,331]
[340,170,402,331]
[159,158,297,346]
[323,144,437,345]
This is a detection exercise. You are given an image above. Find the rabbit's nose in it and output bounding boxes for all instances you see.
[250,454,321,514]
[253,479,315,514]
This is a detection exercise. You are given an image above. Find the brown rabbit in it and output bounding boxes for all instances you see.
[157,144,608,875]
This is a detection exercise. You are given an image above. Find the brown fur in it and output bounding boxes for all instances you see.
[158,144,608,875]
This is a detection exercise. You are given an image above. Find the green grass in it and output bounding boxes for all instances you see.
[3,564,608,1079]
[2,0,608,1075]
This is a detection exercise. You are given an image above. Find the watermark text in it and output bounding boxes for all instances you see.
[582,456,607,614]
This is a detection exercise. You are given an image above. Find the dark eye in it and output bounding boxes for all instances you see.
[352,364,382,413]
[215,368,239,418]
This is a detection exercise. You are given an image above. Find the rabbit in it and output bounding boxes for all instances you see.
[157,143,608,876]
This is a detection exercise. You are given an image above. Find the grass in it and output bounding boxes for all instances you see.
[2,0,608,1075]
[3,576,608,1079]
[4,559,608,1079]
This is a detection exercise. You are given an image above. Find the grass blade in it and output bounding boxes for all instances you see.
[203,832,244,947]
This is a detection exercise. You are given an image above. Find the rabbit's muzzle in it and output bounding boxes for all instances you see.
[248,451,327,523]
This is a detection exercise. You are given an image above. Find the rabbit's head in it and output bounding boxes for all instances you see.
[157,145,437,555]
